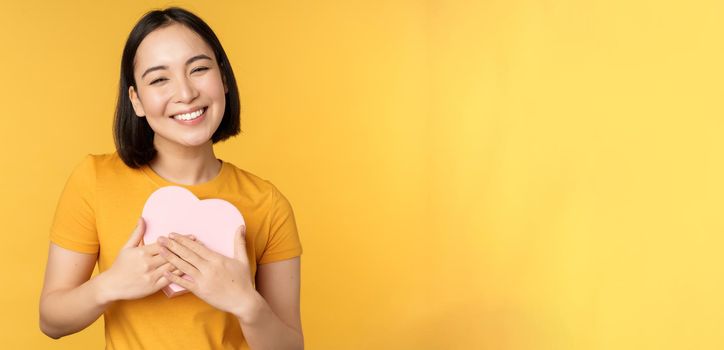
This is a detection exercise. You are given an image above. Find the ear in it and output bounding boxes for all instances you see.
[128,86,146,117]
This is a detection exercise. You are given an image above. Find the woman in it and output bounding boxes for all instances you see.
[39,7,304,349]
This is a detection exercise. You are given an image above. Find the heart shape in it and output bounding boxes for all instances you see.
[141,186,245,297]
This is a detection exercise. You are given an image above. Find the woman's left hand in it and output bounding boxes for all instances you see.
[158,225,258,318]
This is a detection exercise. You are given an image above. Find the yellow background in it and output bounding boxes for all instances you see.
[1,0,723,349]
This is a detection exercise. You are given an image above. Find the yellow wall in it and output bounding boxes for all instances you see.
[2,0,723,349]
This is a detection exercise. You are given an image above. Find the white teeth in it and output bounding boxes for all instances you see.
[173,108,204,121]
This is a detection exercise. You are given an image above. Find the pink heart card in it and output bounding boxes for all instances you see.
[141,186,245,297]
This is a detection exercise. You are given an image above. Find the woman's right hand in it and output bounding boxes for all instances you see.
[97,218,177,302]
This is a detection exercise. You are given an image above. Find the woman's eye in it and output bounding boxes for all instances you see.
[191,66,209,74]
[150,78,167,85]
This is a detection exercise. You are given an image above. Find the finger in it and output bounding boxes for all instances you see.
[169,233,215,261]
[159,236,205,268]
[142,243,163,255]
[154,276,171,289]
[141,236,195,255]
[160,246,200,278]
[234,225,249,263]
[156,263,184,277]
[151,262,178,280]
[148,254,168,269]
[163,270,195,291]
[123,217,146,249]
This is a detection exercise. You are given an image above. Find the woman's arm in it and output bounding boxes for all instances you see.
[160,229,304,350]
[39,243,110,339]
[40,218,178,339]
[239,257,303,350]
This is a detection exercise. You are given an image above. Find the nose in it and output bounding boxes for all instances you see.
[174,76,199,104]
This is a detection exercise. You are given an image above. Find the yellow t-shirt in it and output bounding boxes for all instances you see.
[49,153,303,349]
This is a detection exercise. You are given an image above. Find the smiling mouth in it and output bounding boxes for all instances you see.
[171,107,207,121]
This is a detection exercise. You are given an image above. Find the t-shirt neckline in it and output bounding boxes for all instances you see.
[141,159,227,192]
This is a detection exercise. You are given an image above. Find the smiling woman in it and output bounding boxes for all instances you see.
[38,7,304,350]
[128,24,228,161]
[113,8,240,171]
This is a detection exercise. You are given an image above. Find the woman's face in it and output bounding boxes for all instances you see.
[129,23,227,150]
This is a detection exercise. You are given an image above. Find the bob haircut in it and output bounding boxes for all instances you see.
[113,7,241,168]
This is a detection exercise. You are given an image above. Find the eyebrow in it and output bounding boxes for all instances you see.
[141,54,213,79]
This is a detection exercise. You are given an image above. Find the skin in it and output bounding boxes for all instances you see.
[39,23,303,349]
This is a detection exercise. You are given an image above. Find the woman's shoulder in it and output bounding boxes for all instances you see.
[78,151,126,168]
[66,152,122,175]
[221,161,285,198]
[70,152,137,182]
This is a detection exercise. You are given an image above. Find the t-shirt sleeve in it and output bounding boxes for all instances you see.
[49,155,99,254]
[258,184,303,264]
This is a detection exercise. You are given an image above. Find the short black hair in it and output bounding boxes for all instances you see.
[113,7,241,168]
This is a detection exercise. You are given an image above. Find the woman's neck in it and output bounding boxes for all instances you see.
[149,139,222,186]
